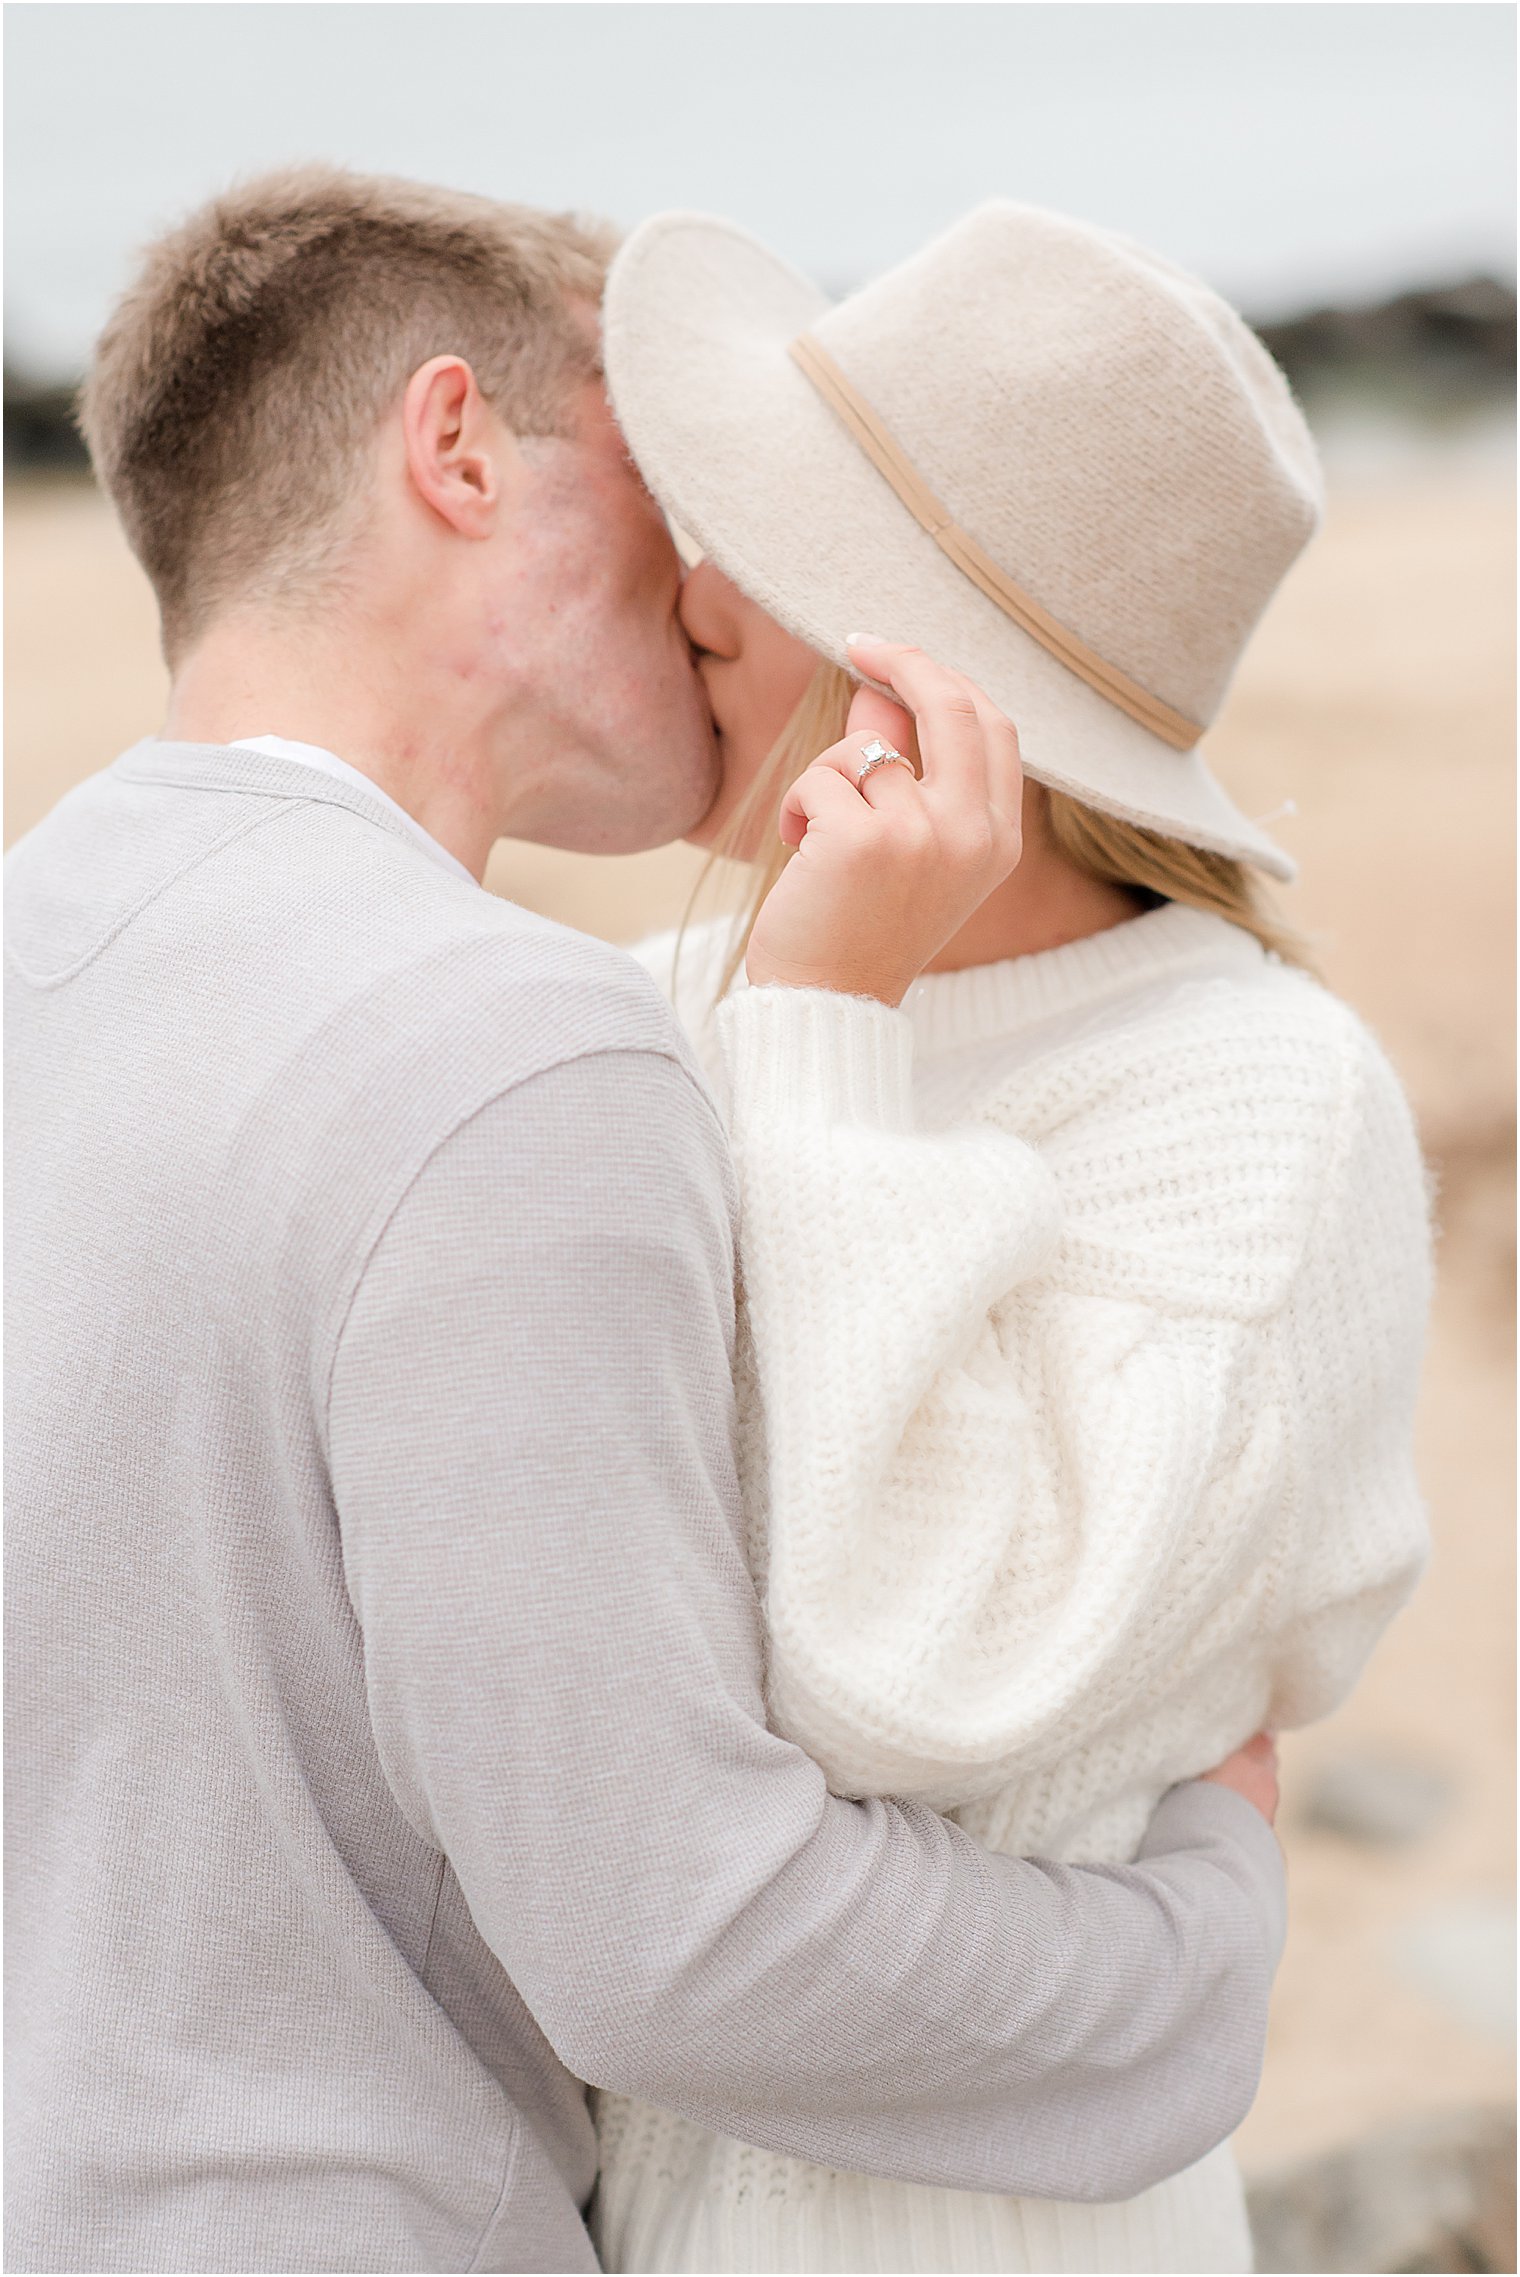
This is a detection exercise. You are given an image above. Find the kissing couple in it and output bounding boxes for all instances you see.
[8,168,1430,2277]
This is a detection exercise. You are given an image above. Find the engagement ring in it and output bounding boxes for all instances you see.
[856,738,915,785]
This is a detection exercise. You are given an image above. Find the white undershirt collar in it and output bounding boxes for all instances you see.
[229,735,479,887]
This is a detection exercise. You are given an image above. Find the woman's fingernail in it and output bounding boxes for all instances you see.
[846,631,888,648]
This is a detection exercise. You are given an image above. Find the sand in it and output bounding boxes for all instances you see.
[5,466,1514,2178]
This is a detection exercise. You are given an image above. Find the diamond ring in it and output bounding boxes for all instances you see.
[855,738,915,786]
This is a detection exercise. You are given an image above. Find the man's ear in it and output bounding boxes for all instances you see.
[401,356,517,537]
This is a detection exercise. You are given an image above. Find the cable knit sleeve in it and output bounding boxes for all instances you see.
[715,972,1431,1837]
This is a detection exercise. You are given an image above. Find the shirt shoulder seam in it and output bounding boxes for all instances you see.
[4,799,311,989]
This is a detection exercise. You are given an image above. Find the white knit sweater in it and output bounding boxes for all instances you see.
[594,901,1431,2275]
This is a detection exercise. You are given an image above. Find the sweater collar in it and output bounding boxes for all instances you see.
[900,901,1266,1059]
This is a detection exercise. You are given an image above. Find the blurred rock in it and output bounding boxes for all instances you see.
[3,366,88,473]
[1248,2104,1516,2273]
[1256,277,1518,417]
[1392,1900,1518,2046]
[1302,1749,1456,1846]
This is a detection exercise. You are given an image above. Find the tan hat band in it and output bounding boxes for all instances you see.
[788,334,1205,753]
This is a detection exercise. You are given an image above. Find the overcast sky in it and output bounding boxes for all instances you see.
[5,1,1515,379]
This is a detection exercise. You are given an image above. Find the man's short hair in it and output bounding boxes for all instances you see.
[79,166,617,659]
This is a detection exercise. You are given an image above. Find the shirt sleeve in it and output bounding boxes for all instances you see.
[326,1043,1286,2204]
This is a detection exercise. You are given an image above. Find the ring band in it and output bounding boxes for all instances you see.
[856,738,915,786]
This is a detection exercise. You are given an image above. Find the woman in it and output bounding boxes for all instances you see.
[589,203,1431,2275]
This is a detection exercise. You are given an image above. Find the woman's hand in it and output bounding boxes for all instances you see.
[745,635,1024,1006]
[1199,1732,1280,1827]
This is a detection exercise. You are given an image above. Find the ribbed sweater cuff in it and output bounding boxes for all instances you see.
[718,986,916,1133]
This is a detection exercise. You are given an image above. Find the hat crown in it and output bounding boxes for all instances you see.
[811,201,1323,724]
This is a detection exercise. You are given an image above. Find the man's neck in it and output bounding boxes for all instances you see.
[162,615,503,882]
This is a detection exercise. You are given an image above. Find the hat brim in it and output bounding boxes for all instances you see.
[603,211,1295,883]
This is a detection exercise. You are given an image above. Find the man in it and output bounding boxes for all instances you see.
[7,167,1283,2275]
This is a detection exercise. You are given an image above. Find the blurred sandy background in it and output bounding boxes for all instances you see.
[7,435,1514,2222]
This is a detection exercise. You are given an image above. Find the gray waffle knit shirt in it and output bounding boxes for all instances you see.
[5,742,1286,2275]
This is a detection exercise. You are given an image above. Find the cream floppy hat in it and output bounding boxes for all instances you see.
[602,201,1325,881]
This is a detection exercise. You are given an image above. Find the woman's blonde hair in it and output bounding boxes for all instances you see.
[676,660,1310,1002]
